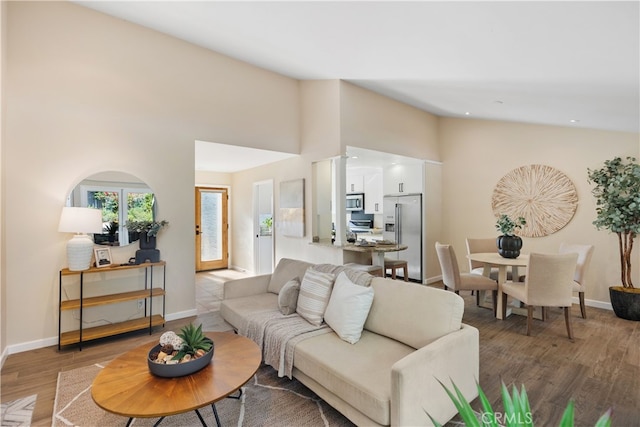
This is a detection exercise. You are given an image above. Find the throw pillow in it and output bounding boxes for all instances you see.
[278,278,301,315]
[324,271,375,344]
[296,268,336,326]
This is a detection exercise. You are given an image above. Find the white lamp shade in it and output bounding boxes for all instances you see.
[59,207,103,271]
[58,207,103,234]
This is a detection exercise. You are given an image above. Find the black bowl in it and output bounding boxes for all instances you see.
[147,339,214,378]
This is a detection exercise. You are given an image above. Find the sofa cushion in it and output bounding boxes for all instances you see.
[267,258,315,294]
[220,293,279,331]
[314,264,373,287]
[364,279,464,349]
[293,330,414,425]
[324,272,374,344]
[278,278,301,315]
[296,268,335,326]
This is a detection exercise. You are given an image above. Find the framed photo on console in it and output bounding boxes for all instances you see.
[94,247,112,268]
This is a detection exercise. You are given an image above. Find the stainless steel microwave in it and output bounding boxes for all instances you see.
[346,193,364,211]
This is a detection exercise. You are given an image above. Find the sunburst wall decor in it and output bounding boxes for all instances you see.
[491,164,578,237]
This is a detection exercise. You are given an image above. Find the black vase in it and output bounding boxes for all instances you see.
[497,235,522,259]
[139,232,157,250]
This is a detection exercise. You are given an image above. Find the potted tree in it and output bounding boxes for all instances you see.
[587,156,640,321]
[495,214,526,258]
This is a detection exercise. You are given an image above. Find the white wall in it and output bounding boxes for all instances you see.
[3,1,639,356]
[3,1,299,352]
[340,81,440,160]
[1,0,7,364]
[438,118,639,306]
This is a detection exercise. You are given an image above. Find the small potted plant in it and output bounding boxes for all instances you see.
[104,221,118,243]
[588,156,640,321]
[125,219,169,249]
[495,214,526,258]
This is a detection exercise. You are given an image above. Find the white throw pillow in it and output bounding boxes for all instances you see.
[324,272,375,344]
[296,268,336,326]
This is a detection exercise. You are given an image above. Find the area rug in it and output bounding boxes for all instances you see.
[0,394,36,426]
[53,361,355,426]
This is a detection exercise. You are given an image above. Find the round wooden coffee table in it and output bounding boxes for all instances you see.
[91,332,261,426]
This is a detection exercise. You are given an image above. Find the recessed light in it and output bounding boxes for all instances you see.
[464,112,471,116]
[570,119,580,123]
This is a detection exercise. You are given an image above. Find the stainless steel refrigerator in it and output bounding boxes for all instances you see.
[383,194,423,282]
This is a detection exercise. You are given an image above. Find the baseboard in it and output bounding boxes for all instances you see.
[1,346,8,369]
[580,297,612,311]
[228,264,251,274]
[6,336,59,356]
[5,309,200,356]
[165,309,198,322]
[425,275,443,286]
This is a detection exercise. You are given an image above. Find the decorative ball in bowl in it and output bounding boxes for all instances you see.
[147,324,214,378]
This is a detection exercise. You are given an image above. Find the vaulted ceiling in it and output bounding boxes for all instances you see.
[75,1,640,171]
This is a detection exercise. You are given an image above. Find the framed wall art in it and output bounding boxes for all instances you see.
[279,178,305,237]
[94,247,113,268]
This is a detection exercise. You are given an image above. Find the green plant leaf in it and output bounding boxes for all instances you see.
[476,381,499,427]
[594,408,613,427]
[558,400,575,427]
[430,378,480,427]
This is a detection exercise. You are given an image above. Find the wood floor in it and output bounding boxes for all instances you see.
[2,283,639,426]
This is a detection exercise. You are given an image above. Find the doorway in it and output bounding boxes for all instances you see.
[195,187,229,271]
[254,180,274,274]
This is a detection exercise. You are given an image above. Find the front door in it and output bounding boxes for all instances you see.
[195,187,228,271]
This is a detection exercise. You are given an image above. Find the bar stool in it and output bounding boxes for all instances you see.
[344,263,384,277]
[384,258,409,281]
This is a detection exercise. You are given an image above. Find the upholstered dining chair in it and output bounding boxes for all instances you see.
[466,237,523,281]
[500,252,578,340]
[559,243,594,319]
[435,242,498,315]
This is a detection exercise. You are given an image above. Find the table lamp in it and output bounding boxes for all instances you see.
[58,207,103,271]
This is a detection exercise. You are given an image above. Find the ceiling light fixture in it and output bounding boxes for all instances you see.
[464,112,471,116]
[570,119,581,123]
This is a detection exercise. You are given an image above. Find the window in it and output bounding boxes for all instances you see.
[80,185,155,246]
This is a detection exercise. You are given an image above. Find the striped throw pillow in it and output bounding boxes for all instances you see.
[296,268,336,326]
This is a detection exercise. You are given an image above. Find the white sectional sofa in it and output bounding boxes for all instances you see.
[220,258,479,426]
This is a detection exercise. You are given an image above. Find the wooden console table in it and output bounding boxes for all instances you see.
[58,261,166,350]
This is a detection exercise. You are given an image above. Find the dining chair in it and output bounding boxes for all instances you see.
[559,243,594,319]
[500,252,578,339]
[435,242,498,314]
[466,237,523,281]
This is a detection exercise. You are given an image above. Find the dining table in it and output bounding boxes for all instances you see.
[466,252,541,320]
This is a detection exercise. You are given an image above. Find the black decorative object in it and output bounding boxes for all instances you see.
[135,249,160,264]
[139,232,157,249]
[147,339,214,378]
[497,235,522,259]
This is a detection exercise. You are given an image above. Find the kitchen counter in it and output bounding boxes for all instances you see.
[310,240,407,266]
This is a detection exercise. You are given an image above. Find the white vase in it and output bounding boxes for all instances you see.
[66,234,95,271]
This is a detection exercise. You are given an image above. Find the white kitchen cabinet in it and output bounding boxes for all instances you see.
[364,172,383,213]
[346,174,364,193]
[383,163,424,195]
